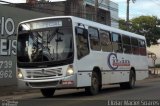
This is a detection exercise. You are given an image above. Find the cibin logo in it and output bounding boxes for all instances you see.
[107,53,130,70]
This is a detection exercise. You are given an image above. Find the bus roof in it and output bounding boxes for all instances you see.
[19,16,145,40]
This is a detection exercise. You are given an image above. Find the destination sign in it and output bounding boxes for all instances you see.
[22,20,63,30]
[31,20,62,30]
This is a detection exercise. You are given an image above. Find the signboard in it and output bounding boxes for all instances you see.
[0,17,16,79]
[0,4,51,86]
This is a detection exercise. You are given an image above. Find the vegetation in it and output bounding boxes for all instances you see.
[119,16,160,46]
[155,64,160,68]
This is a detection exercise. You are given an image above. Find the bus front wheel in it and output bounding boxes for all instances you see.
[85,71,100,95]
[40,88,55,97]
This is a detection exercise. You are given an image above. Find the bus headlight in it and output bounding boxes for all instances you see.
[17,69,23,79]
[66,65,74,76]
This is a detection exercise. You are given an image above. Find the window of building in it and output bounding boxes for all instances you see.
[100,30,112,52]
[112,33,123,53]
[122,35,131,54]
[131,37,139,55]
[89,27,101,51]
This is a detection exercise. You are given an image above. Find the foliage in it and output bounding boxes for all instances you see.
[119,16,160,46]
[118,19,128,31]
[155,64,160,68]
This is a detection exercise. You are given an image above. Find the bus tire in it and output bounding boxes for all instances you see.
[120,70,135,89]
[40,88,55,97]
[85,71,99,95]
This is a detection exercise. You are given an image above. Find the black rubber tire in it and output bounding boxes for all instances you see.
[85,71,100,95]
[120,70,135,89]
[40,88,55,97]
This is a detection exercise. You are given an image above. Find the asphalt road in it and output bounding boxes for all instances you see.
[1,77,160,106]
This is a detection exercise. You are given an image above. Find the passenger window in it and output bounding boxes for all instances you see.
[75,27,89,59]
[100,30,112,52]
[139,39,147,56]
[122,35,131,54]
[88,27,101,51]
[112,33,123,53]
[131,37,139,55]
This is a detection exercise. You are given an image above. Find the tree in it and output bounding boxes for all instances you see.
[119,19,128,31]
[119,16,160,46]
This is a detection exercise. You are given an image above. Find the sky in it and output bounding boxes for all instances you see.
[0,0,26,3]
[0,0,66,3]
[1,0,160,20]
[110,0,160,19]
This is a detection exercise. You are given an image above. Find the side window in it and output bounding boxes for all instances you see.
[131,37,139,55]
[139,39,147,56]
[75,27,89,59]
[122,35,131,54]
[100,30,112,52]
[112,33,123,53]
[88,27,101,51]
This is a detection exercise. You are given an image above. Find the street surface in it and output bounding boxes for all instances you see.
[1,77,160,106]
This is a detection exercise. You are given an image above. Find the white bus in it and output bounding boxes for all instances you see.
[17,16,148,97]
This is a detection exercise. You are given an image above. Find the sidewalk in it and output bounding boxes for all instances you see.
[147,72,160,79]
[0,74,160,97]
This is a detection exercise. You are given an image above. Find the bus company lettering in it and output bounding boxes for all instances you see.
[108,53,130,70]
[0,17,16,56]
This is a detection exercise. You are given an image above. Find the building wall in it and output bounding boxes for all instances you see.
[84,4,111,25]
[84,0,119,28]
[16,0,118,26]
[147,44,160,66]
[0,4,51,86]
[109,1,119,28]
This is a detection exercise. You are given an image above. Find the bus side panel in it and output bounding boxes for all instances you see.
[101,71,111,85]
[76,52,102,87]
[76,56,92,87]
[136,71,148,80]
[110,71,130,83]
[131,55,148,80]
[109,53,130,83]
[77,71,92,87]
[135,56,148,80]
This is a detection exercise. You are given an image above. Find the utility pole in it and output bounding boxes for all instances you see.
[95,0,98,21]
[126,0,130,23]
[126,0,136,30]
[126,0,130,31]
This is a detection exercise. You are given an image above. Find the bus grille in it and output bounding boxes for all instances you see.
[26,68,62,78]
[28,81,59,88]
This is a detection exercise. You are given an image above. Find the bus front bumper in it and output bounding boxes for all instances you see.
[18,74,77,89]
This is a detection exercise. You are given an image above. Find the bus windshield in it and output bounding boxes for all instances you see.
[17,19,73,67]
